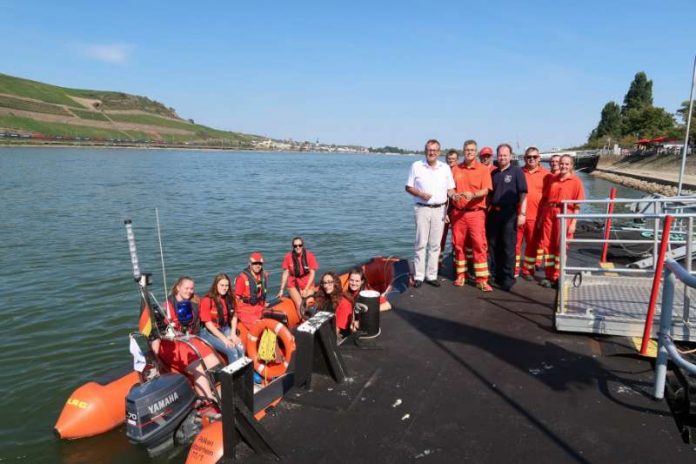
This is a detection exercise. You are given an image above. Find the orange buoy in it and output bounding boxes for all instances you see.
[246,319,295,379]
[54,370,140,439]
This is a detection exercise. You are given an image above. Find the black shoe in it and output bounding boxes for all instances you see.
[414,280,423,288]
[425,279,441,287]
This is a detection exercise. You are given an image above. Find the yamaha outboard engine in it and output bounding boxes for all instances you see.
[126,373,197,456]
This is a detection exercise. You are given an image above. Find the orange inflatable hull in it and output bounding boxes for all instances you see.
[54,370,140,439]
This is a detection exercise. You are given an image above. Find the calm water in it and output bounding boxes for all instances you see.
[0,148,643,463]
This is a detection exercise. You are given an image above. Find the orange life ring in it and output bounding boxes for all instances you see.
[246,319,295,379]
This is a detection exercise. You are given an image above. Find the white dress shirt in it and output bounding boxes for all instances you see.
[406,160,455,205]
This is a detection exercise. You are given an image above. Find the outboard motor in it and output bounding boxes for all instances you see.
[126,373,197,456]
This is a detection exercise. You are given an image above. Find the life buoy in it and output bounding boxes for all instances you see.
[246,319,295,379]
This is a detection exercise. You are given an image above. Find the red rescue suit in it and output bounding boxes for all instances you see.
[516,166,550,276]
[539,174,585,281]
[450,161,492,283]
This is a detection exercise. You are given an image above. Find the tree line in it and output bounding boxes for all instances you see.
[587,71,695,149]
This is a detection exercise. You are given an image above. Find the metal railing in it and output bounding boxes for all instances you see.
[556,196,696,314]
[654,258,696,399]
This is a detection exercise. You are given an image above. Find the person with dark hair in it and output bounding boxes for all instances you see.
[234,252,268,329]
[538,154,585,288]
[439,150,459,270]
[199,273,245,363]
[405,139,455,288]
[486,143,527,291]
[313,272,342,314]
[335,268,391,336]
[277,236,319,318]
[153,276,222,402]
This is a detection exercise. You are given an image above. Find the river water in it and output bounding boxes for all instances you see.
[0,148,644,463]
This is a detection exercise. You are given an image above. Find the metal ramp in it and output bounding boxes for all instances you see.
[554,196,696,342]
[556,274,696,341]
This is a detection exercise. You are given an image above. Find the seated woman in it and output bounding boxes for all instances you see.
[312,272,342,315]
[199,273,245,364]
[151,276,222,403]
[277,237,319,320]
[335,268,392,337]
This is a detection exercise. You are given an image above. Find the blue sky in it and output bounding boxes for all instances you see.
[2,0,695,150]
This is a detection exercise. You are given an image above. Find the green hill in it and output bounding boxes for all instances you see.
[0,73,262,147]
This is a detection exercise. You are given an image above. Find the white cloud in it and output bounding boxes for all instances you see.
[82,43,134,64]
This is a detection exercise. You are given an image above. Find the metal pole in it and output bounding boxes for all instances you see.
[654,269,676,399]
[559,203,567,314]
[641,215,674,355]
[678,55,696,196]
[600,187,617,263]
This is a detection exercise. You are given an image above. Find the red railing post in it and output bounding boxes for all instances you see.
[640,214,674,355]
[600,187,617,263]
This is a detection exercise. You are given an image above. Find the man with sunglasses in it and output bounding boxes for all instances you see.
[517,147,551,280]
[234,252,269,329]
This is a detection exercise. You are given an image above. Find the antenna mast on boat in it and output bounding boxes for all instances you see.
[678,55,696,196]
[155,208,168,300]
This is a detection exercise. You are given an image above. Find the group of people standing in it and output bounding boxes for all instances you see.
[406,138,584,292]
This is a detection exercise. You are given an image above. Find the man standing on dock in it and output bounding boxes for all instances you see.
[518,147,550,279]
[487,143,527,291]
[406,139,455,288]
[450,140,493,291]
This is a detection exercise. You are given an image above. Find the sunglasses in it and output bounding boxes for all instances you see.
[251,262,263,266]
[525,156,540,159]
[293,244,303,249]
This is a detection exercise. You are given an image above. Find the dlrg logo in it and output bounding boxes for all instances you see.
[67,398,89,409]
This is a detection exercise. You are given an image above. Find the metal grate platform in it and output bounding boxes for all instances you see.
[556,274,696,341]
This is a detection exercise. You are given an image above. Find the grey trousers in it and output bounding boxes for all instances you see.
[413,204,445,281]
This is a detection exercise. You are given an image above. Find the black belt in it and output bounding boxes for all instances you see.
[416,203,445,208]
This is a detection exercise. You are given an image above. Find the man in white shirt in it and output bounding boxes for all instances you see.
[405,139,456,287]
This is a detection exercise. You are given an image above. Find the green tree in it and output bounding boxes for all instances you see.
[676,100,696,144]
[622,107,675,138]
[594,101,622,139]
[622,72,653,115]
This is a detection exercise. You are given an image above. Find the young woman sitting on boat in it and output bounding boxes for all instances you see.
[277,237,319,319]
[198,273,245,364]
[152,276,222,403]
[537,154,585,288]
[335,268,392,336]
[312,272,342,314]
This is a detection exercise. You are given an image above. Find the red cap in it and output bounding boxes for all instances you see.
[249,252,264,263]
[479,146,494,157]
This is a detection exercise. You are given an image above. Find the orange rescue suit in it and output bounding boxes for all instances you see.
[450,161,492,282]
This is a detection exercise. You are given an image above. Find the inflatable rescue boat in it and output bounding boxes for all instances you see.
[54,220,406,461]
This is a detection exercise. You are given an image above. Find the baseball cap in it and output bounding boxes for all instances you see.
[479,147,494,157]
[249,252,264,263]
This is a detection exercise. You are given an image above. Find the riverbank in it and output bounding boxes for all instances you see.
[591,153,696,195]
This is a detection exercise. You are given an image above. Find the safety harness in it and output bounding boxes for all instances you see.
[240,269,267,305]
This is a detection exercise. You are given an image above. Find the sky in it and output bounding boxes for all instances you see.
[2,0,695,151]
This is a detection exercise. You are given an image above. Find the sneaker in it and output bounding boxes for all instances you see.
[453,275,466,287]
[477,282,493,292]
[413,280,423,288]
[425,279,441,287]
